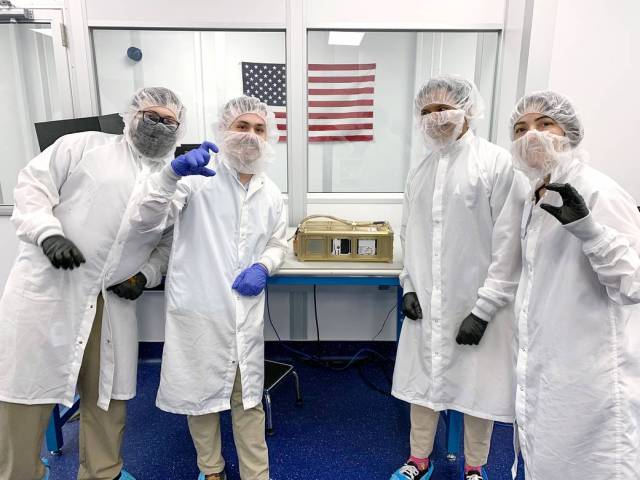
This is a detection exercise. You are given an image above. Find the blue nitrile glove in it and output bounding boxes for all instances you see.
[171,141,219,177]
[232,263,269,296]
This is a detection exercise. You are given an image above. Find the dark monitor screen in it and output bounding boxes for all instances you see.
[34,113,125,152]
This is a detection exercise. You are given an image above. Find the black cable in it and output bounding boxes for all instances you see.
[313,285,321,356]
[372,301,397,340]
[265,287,396,386]
[357,361,393,396]
[266,288,318,361]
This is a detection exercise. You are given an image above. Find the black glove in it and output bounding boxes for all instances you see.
[41,235,86,270]
[456,313,488,345]
[108,272,147,300]
[540,183,590,225]
[402,292,423,320]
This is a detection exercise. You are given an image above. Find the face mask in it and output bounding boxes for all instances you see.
[222,131,274,174]
[420,109,466,150]
[510,130,571,182]
[129,117,177,159]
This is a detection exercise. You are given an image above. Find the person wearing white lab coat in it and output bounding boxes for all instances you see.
[0,87,186,480]
[390,76,526,480]
[129,96,287,480]
[508,91,640,479]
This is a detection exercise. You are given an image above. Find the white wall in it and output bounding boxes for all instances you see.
[85,0,286,28]
[306,0,505,27]
[546,0,640,202]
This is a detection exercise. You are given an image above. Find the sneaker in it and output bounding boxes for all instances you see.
[198,472,226,480]
[119,470,136,480]
[463,467,488,480]
[390,461,434,480]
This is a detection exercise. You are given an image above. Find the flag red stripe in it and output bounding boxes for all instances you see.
[309,87,374,95]
[308,64,376,71]
[278,136,287,142]
[309,99,373,107]
[277,124,287,131]
[308,75,375,83]
[275,112,374,119]
[309,111,373,119]
[309,135,374,142]
[308,123,373,131]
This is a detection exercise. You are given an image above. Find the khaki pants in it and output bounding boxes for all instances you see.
[410,403,494,467]
[0,294,127,480]
[188,369,269,480]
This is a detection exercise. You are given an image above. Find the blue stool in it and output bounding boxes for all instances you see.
[45,396,80,454]
[445,410,463,462]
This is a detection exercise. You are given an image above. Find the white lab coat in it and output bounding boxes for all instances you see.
[129,158,287,415]
[514,156,640,478]
[0,132,172,410]
[392,131,526,422]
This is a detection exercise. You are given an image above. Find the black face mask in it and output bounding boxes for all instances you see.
[130,119,178,158]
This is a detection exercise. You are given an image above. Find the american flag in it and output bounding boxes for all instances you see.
[242,62,375,142]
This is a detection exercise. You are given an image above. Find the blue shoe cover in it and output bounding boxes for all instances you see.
[119,470,136,480]
[41,458,50,480]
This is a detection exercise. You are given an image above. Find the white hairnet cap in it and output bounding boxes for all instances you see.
[509,91,584,147]
[217,95,278,144]
[122,87,187,140]
[414,74,485,126]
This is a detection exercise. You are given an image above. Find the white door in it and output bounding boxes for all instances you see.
[0,8,73,207]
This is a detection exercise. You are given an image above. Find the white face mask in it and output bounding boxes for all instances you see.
[420,109,466,150]
[510,130,571,182]
[221,131,275,174]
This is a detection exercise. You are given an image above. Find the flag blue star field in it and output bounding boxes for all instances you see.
[242,61,375,142]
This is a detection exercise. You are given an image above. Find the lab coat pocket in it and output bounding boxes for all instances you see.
[14,290,64,347]
[162,308,232,405]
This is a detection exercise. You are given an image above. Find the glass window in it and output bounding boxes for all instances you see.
[0,22,69,204]
[307,30,500,193]
[92,30,288,192]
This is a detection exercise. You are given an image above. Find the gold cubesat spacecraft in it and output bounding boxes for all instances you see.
[292,215,394,263]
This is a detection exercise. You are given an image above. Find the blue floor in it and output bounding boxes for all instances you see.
[42,342,525,479]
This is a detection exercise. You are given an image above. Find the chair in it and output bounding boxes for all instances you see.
[263,359,303,436]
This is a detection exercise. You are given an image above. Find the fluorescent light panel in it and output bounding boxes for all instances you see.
[328,31,365,46]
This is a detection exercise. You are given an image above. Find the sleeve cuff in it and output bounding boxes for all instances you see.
[138,264,157,288]
[563,213,605,242]
[472,298,497,322]
[156,164,181,193]
[401,276,416,294]
[36,227,65,247]
[258,257,275,275]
